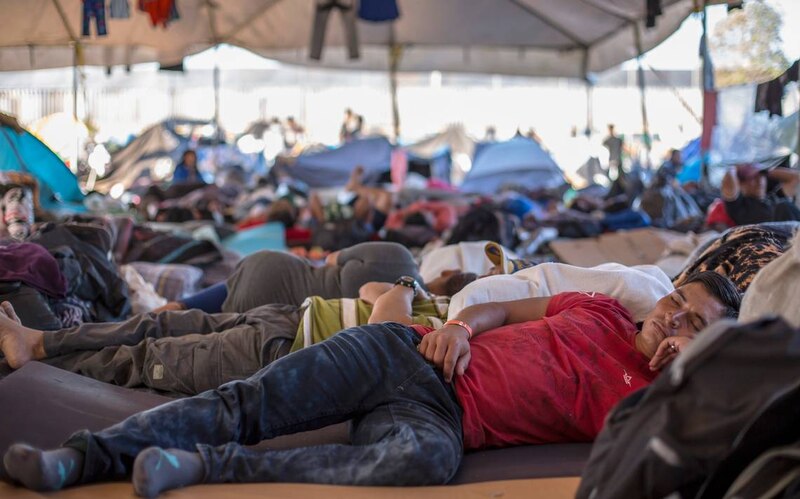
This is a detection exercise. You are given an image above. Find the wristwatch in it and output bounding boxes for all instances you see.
[394,276,419,297]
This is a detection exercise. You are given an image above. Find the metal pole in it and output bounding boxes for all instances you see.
[585,81,593,137]
[633,24,651,169]
[701,1,710,182]
[213,45,220,126]
[72,44,78,122]
[71,43,80,174]
[389,43,402,141]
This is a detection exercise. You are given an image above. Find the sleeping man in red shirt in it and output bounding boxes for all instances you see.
[3,271,740,496]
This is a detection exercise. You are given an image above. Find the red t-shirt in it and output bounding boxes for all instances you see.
[417,292,655,450]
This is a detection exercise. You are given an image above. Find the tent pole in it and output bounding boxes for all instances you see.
[205,0,221,128]
[72,45,78,123]
[700,0,711,183]
[633,24,651,169]
[389,43,402,141]
[213,45,220,127]
[52,0,82,173]
[584,82,594,137]
[72,44,80,174]
[582,50,593,137]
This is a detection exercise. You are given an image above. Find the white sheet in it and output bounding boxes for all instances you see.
[448,262,674,323]
[419,241,518,283]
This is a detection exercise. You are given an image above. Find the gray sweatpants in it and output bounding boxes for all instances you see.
[41,305,300,396]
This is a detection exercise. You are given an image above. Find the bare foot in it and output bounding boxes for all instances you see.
[345,165,365,191]
[0,300,22,324]
[0,301,44,369]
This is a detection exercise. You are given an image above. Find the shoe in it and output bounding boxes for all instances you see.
[484,242,536,274]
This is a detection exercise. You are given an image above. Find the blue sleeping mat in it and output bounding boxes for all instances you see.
[221,222,287,256]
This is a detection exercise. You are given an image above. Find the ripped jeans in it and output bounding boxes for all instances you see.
[64,322,464,486]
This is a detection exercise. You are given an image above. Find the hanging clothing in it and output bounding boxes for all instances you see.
[755,59,800,117]
[138,0,174,28]
[82,0,108,37]
[358,0,399,22]
[109,0,131,19]
[311,0,358,60]
[168,0,180,23]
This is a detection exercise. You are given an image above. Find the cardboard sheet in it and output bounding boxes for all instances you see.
[0,477,581,499]
[550,228,686,267]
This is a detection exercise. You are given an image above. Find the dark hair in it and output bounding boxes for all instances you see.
[681,271,742,319]
[404,211,431,228]
[267,200,297,229]
[445,272,478,296]
[267,208,296,228]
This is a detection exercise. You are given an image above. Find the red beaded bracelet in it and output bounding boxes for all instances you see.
[444,319,473,340]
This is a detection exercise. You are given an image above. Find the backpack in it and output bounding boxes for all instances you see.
[577,317,800,499]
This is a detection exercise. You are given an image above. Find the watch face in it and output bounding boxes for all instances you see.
[396,276,418,289]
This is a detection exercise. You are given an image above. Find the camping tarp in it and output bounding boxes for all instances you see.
[94,119,256,193]
[404,125,476,183]
[0,122,84,207]
[93,121,184,193]
[460,137,566,194]
[282,136,392,188]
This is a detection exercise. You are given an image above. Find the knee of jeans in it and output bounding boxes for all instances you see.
[387,425,461,485]
[415,436,461,484]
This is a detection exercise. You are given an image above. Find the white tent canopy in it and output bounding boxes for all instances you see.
[0,0,699,78]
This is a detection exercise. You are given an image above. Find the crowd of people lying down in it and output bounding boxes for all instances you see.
[84,147,800,263]
[0,147,799,496]
[1,219,799,496]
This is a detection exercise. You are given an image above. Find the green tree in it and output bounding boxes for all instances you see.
[709,0,789,87]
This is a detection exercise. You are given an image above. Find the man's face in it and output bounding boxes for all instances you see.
[425,269,462,295]
[637,282,727,358]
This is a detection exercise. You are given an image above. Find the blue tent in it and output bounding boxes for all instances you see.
[0,122,84,209]
[407,147,451,181]
[676,137,702,184]
[460,137,566,194]
[286,137,392,188]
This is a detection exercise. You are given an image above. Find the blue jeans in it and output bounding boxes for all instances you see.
[64,323,464,486]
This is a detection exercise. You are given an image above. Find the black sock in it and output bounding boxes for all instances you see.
[132,447,204,498]
[3,444,83,491]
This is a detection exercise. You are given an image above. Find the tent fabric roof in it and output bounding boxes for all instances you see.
[1,0,696,77]
[460,136,566,194]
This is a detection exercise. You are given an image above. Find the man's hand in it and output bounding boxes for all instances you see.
[649,336,693,371]
[418,325,472,383]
